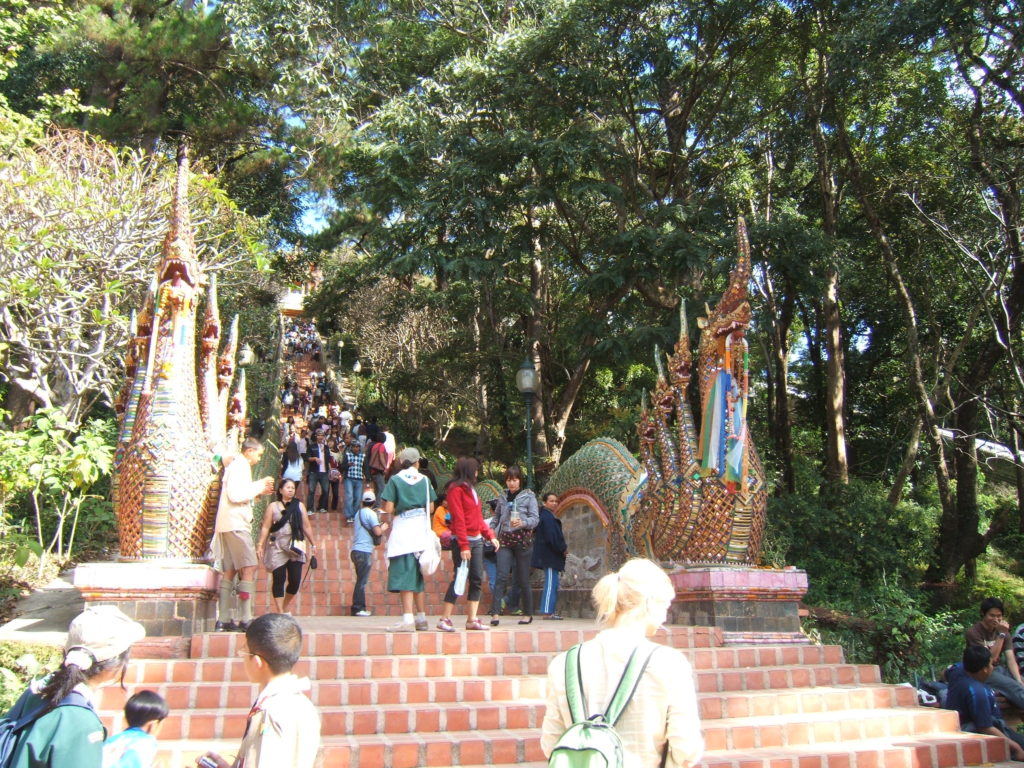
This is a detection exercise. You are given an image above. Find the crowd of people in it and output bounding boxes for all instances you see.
[282,320,320,362]
[0,318,709,768]
[0,559,703,768]
[1,606,322,768]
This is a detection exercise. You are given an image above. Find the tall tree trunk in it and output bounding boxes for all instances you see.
[888,416,922,507]
[833,121,955,515]
[471,306,489,459]
[821,267,849,485]
[758,268,796,494]
[806,61,849,486]
[1014,421,1024,533]
[929,69,1024,581]
[542,283,630,466]
[527,223,550,460]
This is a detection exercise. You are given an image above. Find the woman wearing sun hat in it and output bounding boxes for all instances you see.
[3,605,146,768]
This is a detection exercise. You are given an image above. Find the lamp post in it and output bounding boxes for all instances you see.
[515,357,538,489]
[336,339,344,366]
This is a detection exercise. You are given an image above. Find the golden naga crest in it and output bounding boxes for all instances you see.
[633,218,767,565]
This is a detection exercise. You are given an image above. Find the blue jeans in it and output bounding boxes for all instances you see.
[988,665,1024,710]
[490,542,533,617]
[484,552,497,592]
[350,549,372,613]
[538,567,560,614]
[344,476,363,520]
[307,470,328,511]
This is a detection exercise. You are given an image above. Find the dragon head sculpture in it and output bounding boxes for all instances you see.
[157,144,202,292]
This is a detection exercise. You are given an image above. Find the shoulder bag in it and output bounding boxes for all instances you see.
[418,478,442,575]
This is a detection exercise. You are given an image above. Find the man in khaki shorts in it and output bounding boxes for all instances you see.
[214,437,275,632]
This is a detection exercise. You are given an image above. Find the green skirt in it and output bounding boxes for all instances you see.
[387,553,425,593]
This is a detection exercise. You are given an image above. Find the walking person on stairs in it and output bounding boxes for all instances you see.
[213,438,275,632]
[351,491,388,617]
[341,441,368,524]
[305,431,330,514]
[436,457,501,632]
[256,478,318,615]
[381,447,437,632]
[541,558,704,768]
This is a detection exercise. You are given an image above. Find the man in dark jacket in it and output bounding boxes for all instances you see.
[532,492,568,619]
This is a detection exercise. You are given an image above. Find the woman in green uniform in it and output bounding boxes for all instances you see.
[381,446,437,632]
[3,605,145,768]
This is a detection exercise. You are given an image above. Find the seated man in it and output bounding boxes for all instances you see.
[966,597,1024,710]
[945,645,1024,760]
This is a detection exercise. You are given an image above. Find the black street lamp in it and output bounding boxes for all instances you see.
[515,357,538,489]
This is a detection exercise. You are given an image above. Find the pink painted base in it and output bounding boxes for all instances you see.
[75,562,220,591]
[669,565,809,645]
[74,562,219,642]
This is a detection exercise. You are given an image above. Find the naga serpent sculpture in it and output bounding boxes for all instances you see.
[112,145,246,561]
[545,218,767,568]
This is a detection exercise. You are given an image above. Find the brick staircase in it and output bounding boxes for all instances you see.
[93,507,1007,768]
[92,334,1006,767]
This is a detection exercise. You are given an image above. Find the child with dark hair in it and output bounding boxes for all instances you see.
[197,613,321,768]
[945,644,1024,760]
[102,690,168,768]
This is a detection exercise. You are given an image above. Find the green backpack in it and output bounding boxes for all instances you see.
[548,642,659,768]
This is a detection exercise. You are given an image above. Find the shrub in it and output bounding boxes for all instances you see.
[0,641,63,712]
[767,480,934,604]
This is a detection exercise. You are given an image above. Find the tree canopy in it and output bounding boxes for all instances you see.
[2,0,1024,599]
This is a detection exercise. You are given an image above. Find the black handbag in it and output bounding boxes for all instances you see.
[359,509,382,546]
[309,554,319,570]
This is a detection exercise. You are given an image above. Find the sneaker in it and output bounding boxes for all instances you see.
[386,621,416,633]
[414,618,429,631]
[215,620,237,633]
[355,610,372,617]
[466,619,490,631]
[437,617,455,632]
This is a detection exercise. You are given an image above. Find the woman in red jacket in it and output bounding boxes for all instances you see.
[437,456,501,631]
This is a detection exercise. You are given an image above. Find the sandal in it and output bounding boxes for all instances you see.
[466,619,490,631]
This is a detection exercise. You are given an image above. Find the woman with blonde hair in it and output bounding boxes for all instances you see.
[540,558,704,768]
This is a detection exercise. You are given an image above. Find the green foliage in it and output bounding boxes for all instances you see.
[0,129,270,428]
[0,408,115,569]
[0,641,62,712]
[805,582,969,684]
[767,481,935,604]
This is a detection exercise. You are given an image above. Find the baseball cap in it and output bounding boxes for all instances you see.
[362,491,376,503]
[398,447,420,464]
[64,605,146,669]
